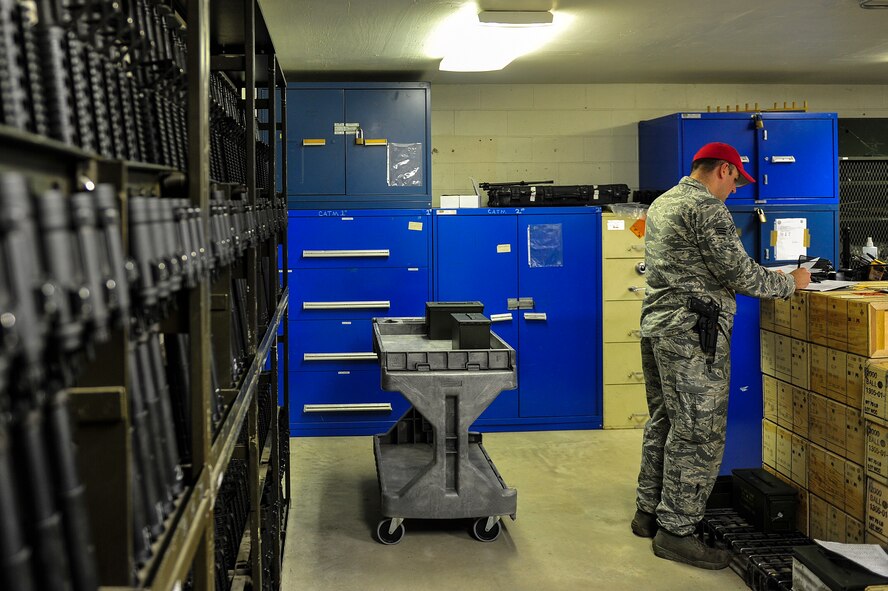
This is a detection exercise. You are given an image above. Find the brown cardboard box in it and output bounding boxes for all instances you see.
[866,478,888,539]
[791,338,810,390]
[763,419,778,468]
[810,493,828,540]
[774,296,792,336]
[776,425,792,478]
[792,433,808,488]
[761,298,776,332]
[763,375,778,422]
[828,502,848,542]
[847,297,888,358]
[775,333,793,383]
[791,291,809,340]
[846,461,866,520]
[868,420,888,484]
[826,399,848,456]
[809,292,830,346]
[864,360,888,424]
[846,409,866,466]
[809,393,829,448]
[847,353,867,410]
[866,528,888,548]
[848,515,865,544]
[761,329,777,378]
[777,380,794,429]
[829,295,858,350]
[828,349,849,405]
[793,387,810,438]
[825,450,847,509]
[809,343,830,397]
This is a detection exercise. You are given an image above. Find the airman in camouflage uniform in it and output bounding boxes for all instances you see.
[630,142,810,570]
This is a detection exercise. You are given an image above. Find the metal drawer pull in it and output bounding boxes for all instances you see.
[303,300,391,310]
[303,352,378,362]
[302,138,326,146]
[524,312,547,321]
[490,313,513,322]
[628,371,644,379]
[770,155,796,163]
[302,249,390,258]
[303,403,392,413]
[628,286,647,293]
[628,329,642,338]
[627,244,645,252]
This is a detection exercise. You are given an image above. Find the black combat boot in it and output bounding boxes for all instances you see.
[631,509,657,538]
[651,529,731,570]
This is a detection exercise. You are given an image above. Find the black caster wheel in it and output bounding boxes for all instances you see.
[472,517,501,542]
[375,519,406,545]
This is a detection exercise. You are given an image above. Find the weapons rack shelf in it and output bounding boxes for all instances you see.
[0,0,290,589]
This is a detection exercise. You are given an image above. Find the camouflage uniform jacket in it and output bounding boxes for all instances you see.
[640,176,795,337]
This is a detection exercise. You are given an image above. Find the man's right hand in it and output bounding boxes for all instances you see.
[789,267,811,289]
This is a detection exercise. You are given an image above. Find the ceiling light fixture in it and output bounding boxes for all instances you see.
[478,10,554,27]
[427,3,569,72]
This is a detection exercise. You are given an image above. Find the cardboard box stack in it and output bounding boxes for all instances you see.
[760,290,888,544]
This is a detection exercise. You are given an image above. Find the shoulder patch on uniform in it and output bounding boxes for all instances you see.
[713,226,733,236]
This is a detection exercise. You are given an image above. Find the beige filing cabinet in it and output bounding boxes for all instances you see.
[602,212,649,428]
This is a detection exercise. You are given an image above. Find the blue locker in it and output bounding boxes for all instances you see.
[433,207,603,430]
[286,209,433,435]
[286,89,345,196]
[286,83,432,209]
[639,112,838,206]
[721,205,838,475]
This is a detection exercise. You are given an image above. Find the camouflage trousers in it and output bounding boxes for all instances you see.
[635,331,731,536]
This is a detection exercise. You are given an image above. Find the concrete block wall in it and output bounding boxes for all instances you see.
[430,84,888,206]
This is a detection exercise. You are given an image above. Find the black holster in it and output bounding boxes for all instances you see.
[687,296,720,356]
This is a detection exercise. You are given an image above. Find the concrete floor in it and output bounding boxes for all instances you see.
[281,429,748,591]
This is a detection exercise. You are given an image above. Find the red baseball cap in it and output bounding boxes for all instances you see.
[693,142,755,187]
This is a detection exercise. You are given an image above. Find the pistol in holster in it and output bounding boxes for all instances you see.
[687,296,721,356]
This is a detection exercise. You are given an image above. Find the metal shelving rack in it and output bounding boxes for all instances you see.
[0,0,289,589]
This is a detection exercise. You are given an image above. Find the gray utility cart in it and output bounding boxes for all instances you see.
[371,317,518,544]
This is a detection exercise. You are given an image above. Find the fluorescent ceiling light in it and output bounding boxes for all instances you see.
[427,3,570,72]
[478,10,554,26]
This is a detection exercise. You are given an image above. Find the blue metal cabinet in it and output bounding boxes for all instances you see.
[639,112,838,205]
[287,209,432,435]
[286,83,432,209]
[721,205,838,474]
[433,207,603,431]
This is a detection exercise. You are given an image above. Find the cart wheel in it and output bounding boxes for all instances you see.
[375,519,406,545]
[472,517,501,542]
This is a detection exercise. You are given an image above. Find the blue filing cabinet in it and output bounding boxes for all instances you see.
[639,112,838,203]
[287,209,433,435]
[638,112,839,474]
[433,207,603,431]
[286,83,432,209]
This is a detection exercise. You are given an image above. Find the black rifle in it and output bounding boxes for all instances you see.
[687,296,721,357]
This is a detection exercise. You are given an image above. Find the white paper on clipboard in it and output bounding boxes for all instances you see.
[773,218,807,261]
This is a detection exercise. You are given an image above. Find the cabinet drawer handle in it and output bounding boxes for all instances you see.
[770,155,796,164]
[628,286,647,293]
[524,312,547,321]
[364,138,388,146]
[303,300,391,310]
[627,244,645,252]
[627,371,644,380]
[303,403,392,413]
[628,329,642,338]
[302,249,390,258]
[302,138,326,146]
[303,352,378,362]
[490,313,513,322]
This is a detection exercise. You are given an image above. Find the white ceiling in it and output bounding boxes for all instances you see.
[258,0,888,85]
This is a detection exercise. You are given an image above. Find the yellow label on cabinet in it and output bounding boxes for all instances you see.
[408,221,423,231]
[497,244,512,254]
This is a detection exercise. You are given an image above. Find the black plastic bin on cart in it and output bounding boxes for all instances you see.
[370,317,518,544]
